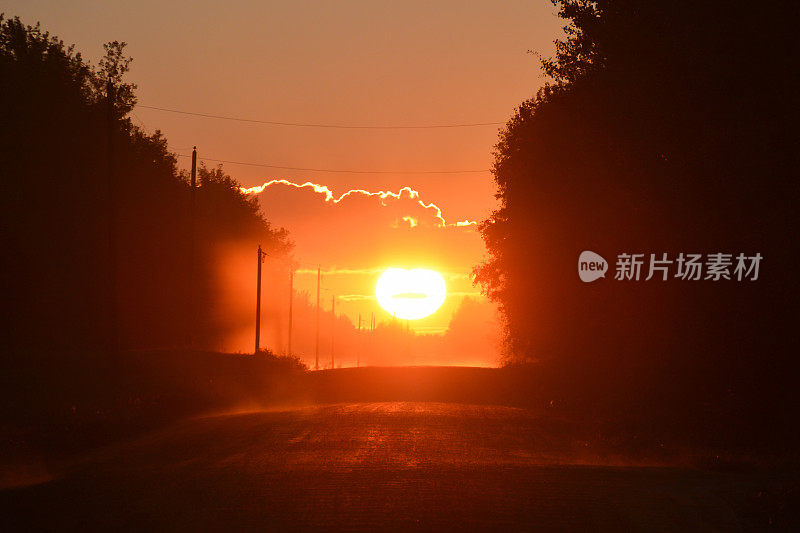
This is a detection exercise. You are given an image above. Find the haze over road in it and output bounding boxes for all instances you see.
[1,400,785,530]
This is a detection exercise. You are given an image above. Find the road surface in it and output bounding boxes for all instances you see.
[0,402,792,530]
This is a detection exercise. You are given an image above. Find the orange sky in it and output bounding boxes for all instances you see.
[5,0,565,356]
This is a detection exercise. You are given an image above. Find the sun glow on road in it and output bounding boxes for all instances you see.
[375,268,447,320]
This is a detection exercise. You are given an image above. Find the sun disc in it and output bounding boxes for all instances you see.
[375,268,447,320]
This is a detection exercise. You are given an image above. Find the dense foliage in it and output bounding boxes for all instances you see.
[0,16,291,355]
[476,1,799,435]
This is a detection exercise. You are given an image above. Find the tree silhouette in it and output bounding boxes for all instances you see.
[475,1,799,440]
[0,16,292,357]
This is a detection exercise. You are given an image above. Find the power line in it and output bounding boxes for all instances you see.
[176,153,490,174]
[140,104,505,130]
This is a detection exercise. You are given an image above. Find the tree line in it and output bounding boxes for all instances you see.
[475,0,799,443]
[0,15,292,358]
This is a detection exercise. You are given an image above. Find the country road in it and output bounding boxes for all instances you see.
[1,400,792,530]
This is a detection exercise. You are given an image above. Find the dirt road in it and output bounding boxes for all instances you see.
[1,401,791,530]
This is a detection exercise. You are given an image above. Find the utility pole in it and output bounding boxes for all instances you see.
[406,319,411,361]
[315,265,320,370]
[357,312,362,367]
[188,146,197,347]
[105,77,119,359]
[372,312,376,359]
[254,244,266,355]
[330,295,335,369]
[287,270,293,355]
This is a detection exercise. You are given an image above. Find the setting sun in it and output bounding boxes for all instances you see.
[375,268,447,320]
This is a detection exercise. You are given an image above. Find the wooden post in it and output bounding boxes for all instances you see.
[330,295,335,369]
[315,265,320,370]
[255,245,266,354]
[287,270,293,355]
[188,146,197,347]
[357,312,362,367]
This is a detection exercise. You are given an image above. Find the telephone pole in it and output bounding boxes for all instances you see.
[188,146,197,347]
[287,270,294,355]
[315,265,321,370]
[357,312,362,367]
[330,295,335,369]
[254,244,266,354]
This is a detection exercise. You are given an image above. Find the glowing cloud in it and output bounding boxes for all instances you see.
[240,179,477,228]
[402,216,418,228]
